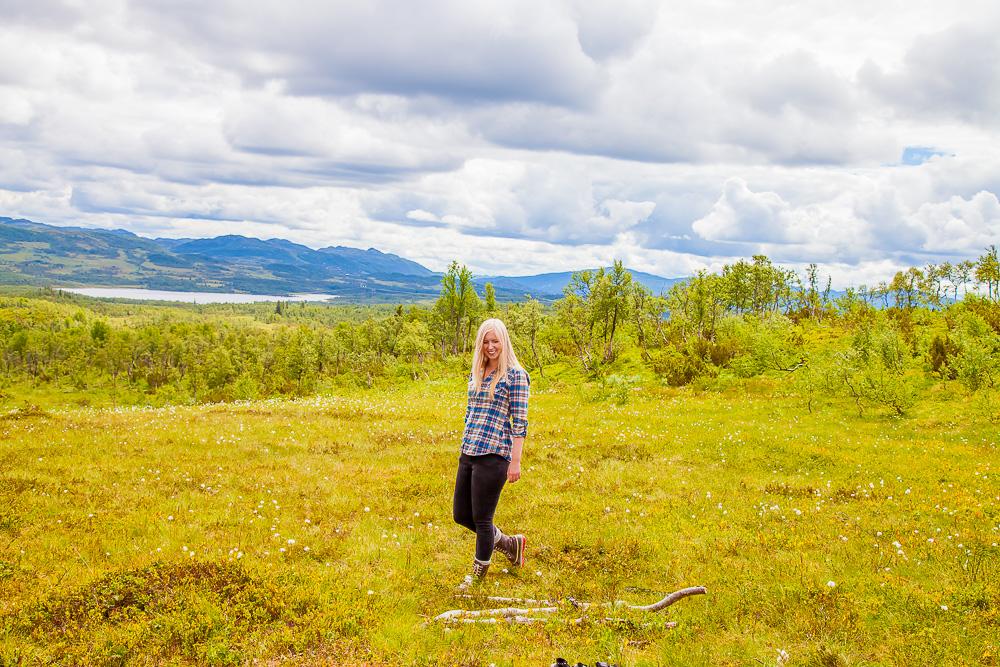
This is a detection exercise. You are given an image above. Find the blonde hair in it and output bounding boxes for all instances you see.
[471,318,522,398]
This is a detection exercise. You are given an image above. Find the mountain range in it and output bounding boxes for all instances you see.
[0,216,681,301]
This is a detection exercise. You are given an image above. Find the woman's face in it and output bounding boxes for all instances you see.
[482,330,501,363]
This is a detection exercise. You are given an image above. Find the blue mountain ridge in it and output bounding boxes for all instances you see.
[483,270,683,298]
[0,216,681,300]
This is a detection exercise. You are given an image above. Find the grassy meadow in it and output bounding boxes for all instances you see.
[1,371,997,665]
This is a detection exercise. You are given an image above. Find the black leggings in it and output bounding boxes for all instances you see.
[452,453,509,561]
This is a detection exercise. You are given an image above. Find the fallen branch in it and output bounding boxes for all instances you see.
[445,616,679,628]
[434,586,706,625]
[455,595,555,606]
[435,606,558,622]
[628,586,707,612]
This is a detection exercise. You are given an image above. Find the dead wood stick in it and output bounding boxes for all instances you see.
[627,586,707,612]
[454,587,707,613]
[448,615,546,625]
[455,594,555,606]
[435,606,558,621]
[444,616,679,628]
[436,586,707,623]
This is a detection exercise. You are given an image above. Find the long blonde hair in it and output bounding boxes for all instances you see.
[471,318,522,398]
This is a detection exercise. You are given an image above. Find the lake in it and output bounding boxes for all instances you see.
[58,288,340,304]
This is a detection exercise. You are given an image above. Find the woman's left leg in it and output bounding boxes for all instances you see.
[469,454,509,562]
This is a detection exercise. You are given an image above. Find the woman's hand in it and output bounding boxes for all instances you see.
[509,436,524,483]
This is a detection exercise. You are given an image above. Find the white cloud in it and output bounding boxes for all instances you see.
[364,156,660,245]
[693,179,794,243]
[131,0,605,107]
[0,0,999,290]
[587,199,656,236]
[405,209,441,223]
[0,95,33,126]
[691,177,868,263]
[860,21,1000,126]
[570,0,658,61]
[221,89,467,177]
[693,161,1000,270]
[910,191,1000,253]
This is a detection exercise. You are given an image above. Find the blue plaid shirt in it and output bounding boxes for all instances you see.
[461,367,530,460]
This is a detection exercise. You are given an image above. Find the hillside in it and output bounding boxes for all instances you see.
[485,269,682,297]
[0,217,450,300]
[0,216,679,301]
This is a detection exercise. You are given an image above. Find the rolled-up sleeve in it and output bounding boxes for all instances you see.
[463,375,472,425]
[509,368,530,437]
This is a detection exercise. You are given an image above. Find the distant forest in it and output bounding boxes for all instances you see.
[1,247,998,415]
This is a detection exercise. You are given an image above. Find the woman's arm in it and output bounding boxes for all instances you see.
[508,369,529,483]
[508,436,524,482]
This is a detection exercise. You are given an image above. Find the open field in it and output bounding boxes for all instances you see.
[0,377,997,666]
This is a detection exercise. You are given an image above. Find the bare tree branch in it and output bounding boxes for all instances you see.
[433,586,707,625]
[627,586,707,612]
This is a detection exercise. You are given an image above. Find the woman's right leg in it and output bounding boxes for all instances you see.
[469,454,509,562]
[454,454,498,590]
[452,454,476,533]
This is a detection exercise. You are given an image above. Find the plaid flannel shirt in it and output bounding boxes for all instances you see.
[461,367,530,461]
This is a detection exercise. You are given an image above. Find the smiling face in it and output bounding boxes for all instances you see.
[482,329,501,365]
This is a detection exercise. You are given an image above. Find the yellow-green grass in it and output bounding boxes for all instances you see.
[0,379,997,665]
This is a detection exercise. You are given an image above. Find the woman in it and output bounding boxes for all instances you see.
[453,318,530,589]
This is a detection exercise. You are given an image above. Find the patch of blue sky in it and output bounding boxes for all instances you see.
[901,146,948,166]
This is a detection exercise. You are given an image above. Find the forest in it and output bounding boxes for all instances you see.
[1,247,999,413]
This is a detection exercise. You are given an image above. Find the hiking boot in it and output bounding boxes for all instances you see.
[457,558,491,591]
[494,533,526,567]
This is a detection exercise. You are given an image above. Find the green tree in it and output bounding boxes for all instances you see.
[800,314,916,416]
[205,347,236,390]
[953,259,976,299]
[975,245,1000,301]
[435,261,480,355]
[397,320,433,363]
[90,320,110,343]
[506,297,546,376]
[798,263,833,319]
[889,267,922,310]
[722,260,752,314]
[667,270,726,342]
[483,282,498,315]
[630,282,666,362]
[556,271,596,371]
[947,309,999,391]
[598,260,633,362]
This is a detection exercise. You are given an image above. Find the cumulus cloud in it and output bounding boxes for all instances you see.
[720,52,897,165]
[691,177,870,264]
[910,191,1000,253]
[365,156,658,245]
[741,51,856,121]
[859,21,1000,125]
[692,163,1000,268]
[586,199,656,236]
[570,0,658,61]
[131,0,605,107]
[0,0,89,30]
[693,179,799,244]
[1,0,999,288]
[220,90,467,180]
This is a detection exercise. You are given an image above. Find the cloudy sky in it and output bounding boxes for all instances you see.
[2,0,999,284]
